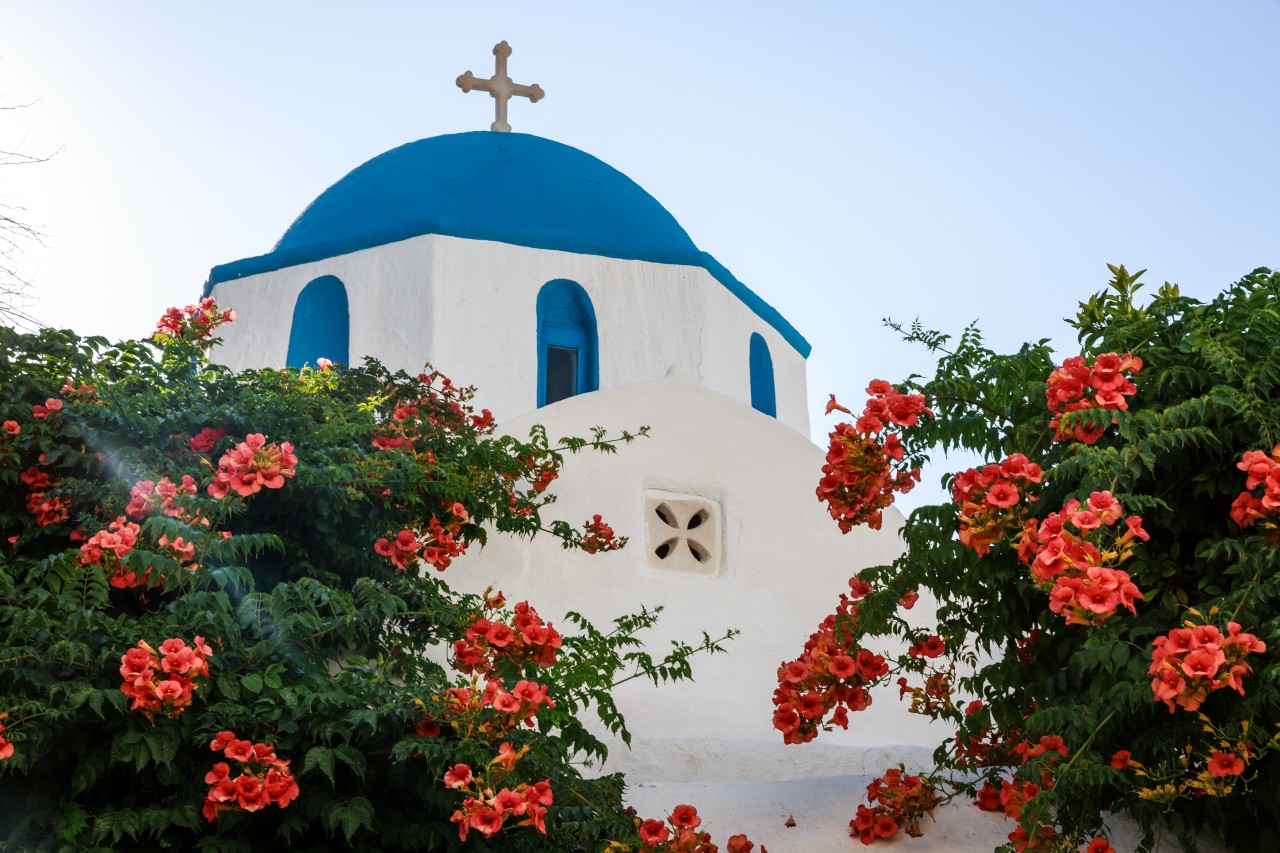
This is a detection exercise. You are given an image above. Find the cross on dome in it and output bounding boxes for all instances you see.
[456,41,545,132]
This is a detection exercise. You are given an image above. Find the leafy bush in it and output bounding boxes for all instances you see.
[0,303,731,851]
[787,267,1280,852]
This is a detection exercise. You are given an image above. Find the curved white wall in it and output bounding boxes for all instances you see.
[446,377,933,763]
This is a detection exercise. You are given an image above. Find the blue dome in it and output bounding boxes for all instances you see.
[206,132,810,356]
[273,132,701,261]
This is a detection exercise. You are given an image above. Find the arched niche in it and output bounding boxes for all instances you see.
[536,279,599,407]
[749,332,776,417]
[286,275,350,368]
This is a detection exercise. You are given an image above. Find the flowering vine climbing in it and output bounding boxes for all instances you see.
[118,636,213,719]
[0,298,731,850]
[817,381,930,532]
[203,731,299,821]
[786,266,1280,851]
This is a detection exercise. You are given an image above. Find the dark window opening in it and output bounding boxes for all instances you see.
[537,279,599,408]
[544,346,579,405]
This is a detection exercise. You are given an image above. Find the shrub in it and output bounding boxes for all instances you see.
[787,267,1280,852]
[0,301,733,851]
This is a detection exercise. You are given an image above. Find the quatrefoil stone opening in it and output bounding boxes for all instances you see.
[643,491,722,576]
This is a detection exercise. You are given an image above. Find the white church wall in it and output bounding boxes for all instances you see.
[698,278,810,436]
[207,237,437,375]
[210,235,812,433]
[207,271,294,372]
[446,377,940,780]
[422,236,707,420]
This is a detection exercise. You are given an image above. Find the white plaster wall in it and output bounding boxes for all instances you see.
[422,236,707,421]
[208,236,810,432]
[699,281,810,437]
[423,235,810,432]
[207,238,438,375]
[447,377,940,768]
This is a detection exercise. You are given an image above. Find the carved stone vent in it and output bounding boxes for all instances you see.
[644,491,721,576]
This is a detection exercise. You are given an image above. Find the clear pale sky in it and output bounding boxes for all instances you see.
[4,2,1278,504]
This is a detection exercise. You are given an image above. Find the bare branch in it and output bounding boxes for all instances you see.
[0,148,52,165]
[0,88,51,329]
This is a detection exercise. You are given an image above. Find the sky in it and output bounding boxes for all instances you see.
[4,2,1279,507]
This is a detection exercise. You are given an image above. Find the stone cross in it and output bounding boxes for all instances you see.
[456,41,545,132]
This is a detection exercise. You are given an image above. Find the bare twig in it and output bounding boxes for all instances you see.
[0,86,51,330]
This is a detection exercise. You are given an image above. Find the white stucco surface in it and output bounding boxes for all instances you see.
[447,376,946,775]
[208,234,809,434]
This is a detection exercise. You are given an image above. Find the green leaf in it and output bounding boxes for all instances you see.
[70,753,107,797]
[332,744,366,780]
[55,800,89,842]
[323,796,375,843]
[217,675,241,701]
[303,746,336,787]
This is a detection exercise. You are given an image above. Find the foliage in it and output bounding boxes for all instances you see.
[790,267,1280,852]
[0,304,732,851]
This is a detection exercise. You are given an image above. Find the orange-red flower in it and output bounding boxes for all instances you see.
[153,297,236,344]
[1207,751,1245,777]
[203,731,296,821]
[852,766,940,844]
[1150,620,1265,712]
[818,382,928,533]
[639,819,671,845]
[581,514,623,553]
[189,426,227,453]
[908,635,946,658]
[31,398,62,420]
[207,433,297,499]
[454,601,563,675]
[444,764,473,788]
[669,804,700,828]
[1045,353,1141,444]
[446,758,553,843]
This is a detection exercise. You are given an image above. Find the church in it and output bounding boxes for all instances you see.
[202,41,939,834]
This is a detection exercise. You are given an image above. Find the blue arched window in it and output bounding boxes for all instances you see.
[537,280,598,407]
[286,275,350,368]
[749,332,776,417]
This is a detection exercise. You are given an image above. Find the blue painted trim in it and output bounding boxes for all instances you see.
[749,332,777,417]
[286,275,349,368]
[536,280,598,407]
[698,253,810,358]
